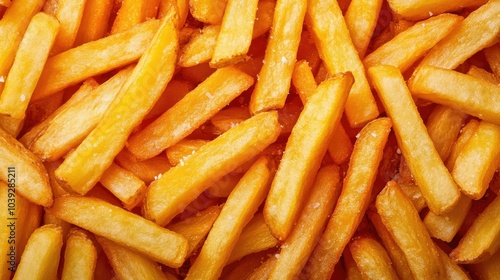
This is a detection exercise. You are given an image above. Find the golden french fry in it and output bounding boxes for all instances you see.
[264,73,352,241]
[345,0,383,58]
[305,118,392,279]
[115,149,171,184]
[436,244,470,280]
[189,0,227,24]
[110,0,160,34]
[376,181,445,279]
[247,255,277,280]
[144,79,193,121]
[178,25,220,67]
[51,0,86,55]
[223,251,274,280]
[99,163,147,210]
[387,0,486,20]
[469,248,500,280]
[484,43,500,78]
[165,139,209,166]
[159,0,189,27]
[61,229,97,280]
[446,119,480,171]
[144,111,280,226]
[369,64,461,214]
[344,248,363,280]
[209,107,251,135]
[45,196,188,267]
[349,236,399,280]
[467,65,500,85]
[426,105,467,161]
[306,0,379,127]
[74,0,113,45]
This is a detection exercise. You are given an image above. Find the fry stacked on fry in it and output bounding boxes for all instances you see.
[0,0,499,278]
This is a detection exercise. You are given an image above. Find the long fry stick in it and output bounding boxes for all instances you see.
[61,229,97,280]
[345,0,383,58]
[50,0,86,55]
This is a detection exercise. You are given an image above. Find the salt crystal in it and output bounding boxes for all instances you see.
[355,133,360,139]
[179,159,185,166]
[205,92,214,99]
[275,254,280,259]
[370,132,377,137]
[396,148,401,154]
[20,94,26,102]
[313,202,320,209]
[0,76,5,83]
[281,56,288,64]
[429,11,433,16]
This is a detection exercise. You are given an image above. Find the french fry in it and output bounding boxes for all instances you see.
[247,255,277,280]
[0,12,58,120]
[115,149,171,184]
[369,65,461,214]
[417,0,500,70]
[99,163,147,210]
[96,236,167,280]
[144,79,193,121]
[345,0,383,58]
[446,119,480,171]
[50,0,86,55]
[178,25,220,67]
[467,65,500,85]
[387,0,486,20]
[226,212,278,264]
[410,65,500,126]
[0,127,52,206]
[206,172,243,197]
[452,121,500,199]
[55,17,178,195]
[363,14,463,73]
[249,0,307,114]
[189,0,227,24]
[223,251,274,280]
[61,228,97,280]
[264,74,352,241]
[209,107,251,135]
[484,43,500,78]
[349,236,399,280]
[167,205,221,257]
[127,67,254,160]
[110,0,160,34]
[426,105,467,161]
[450,193,500,263]
[306,0,379,127]
[469,248,500,280]
[74,0,114,45]
[165,139,209,166]
[344,248,363,280]
[376,181,445,279]
[435,245,471,280]
[251,0,275,39]
[45,196,188,267]
[186,156,272,279]
[12,225,62,280]
[144,111,280,226]
[159,0,189,27]
[305,117,392,279]
[269,164,342,279]
[31,19,160,101]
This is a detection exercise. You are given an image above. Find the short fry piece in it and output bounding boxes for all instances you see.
[387,0,486,20]
[376,181,445,279]
[369,65,461,214]
[264,73,353,240]
[349,237,399,280]
[45,196,188,267]
[61,229,97,280]
[426,105,467,161]
[189,0,227,24]
[51,0,86,55]
[344,0,383,58]
[144,111,280,226]
[100,163,147,210]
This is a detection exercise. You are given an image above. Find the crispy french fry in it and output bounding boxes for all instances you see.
[252,0,275,39]
[247,255,277,280]
[269,164,342,279]
[46,196,188,267]
[435,245,471,280]
[74,0,114,45]
[111,0,160,34]
[186,156,272,279]
[417,0,500,70]
[344,248,363,280]
[55,17,178,195]
[100,163,147,210]
[209,107,251,135]
[363,14,463,73]
[387,0,486,20]
[206,172,243,197]
[306,0,379,127]
[178,25,220,67]
[452,121,500,199]
[484,43,500,78]
[450,194,500,263]
[32,19,160,101]
[227,213,278,264]
[305,117,392,279]
[127,67,254,160]
[410,65,500,126]
[0,13,58,120]
[249,0,307,114]
[165,139,209,166]
[51,0,86,55]
[97,236,167,280]
[61,228,97,280]
[349,236,399,280]
[13,225,62,280]
[467,65,500,85]
[144,79,193,120]
[376,181,445,279]
[223,251,274,280]
[345,0,383,58]
[446,119,480,171]
[369,64,461,214]
[426,105,467,161]
[469,248,500,280]
[144,111,280,226]
[189,0,227,24]
[115,149,171,184]
[264,74,352,240]
[159,0,189,27]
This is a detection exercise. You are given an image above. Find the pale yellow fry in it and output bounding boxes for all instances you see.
[349,237,399,280]
[368,65,461,214]
[55,17,178,195]
[264,73,352,241]
[0,13,58,120]
[51,0,86,55]
[45,196,188,268]
[418,0,500,70]
[144,111,280,226]
[13,225,63,280]
[61,229,97,280]
[386,0,486,20]
[306,0,379,127]
[345,0,383,58]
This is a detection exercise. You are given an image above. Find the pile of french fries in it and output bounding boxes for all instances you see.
[1,0,500,278]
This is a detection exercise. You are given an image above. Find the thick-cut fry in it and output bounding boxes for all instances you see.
[363,14,463,73]
[269,164,342,279]
[452,121,500,199]
[209,107,251,135]
[115,149,171,184]
[426,105,467,161]
[450,194,500,263]
[51,0,86,55]
[55,17,178,195]
[0,13,58,120]
[349,236,399,280]
[376,181,445,279]
[344,248,363,280]
[13,225,62,280]
[345,0,383,58]
[369,65,461,214]
[467,65,500,85]
[251,0,275,39]
[97,236,167,280]
[387,0,486,20]
[227,213,278,264]
[111,0,160,34]
[178,25,220,67]
[144,111,280,226]
[0,127,52,206]
[74,0,113,45]
[446,119,480,171]
[249,0,306,114]
[165,139,209,166]
[484,44,500,78]
[61,229,97,280]
[186,157,272,280]
[99,163,147,210]
[127,67,254,160]
[410,65,500,126]
[469,249,500,280]
[46,196,188,267]
[306,0,379,127]
[436,246,471,280]
[305,118,392,279]
[189,0,227,24]
[417,0,500,70]
[264,74,352,241]
[32,19,160,101]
